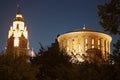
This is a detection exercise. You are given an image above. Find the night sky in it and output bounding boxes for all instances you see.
[0,0,118,52]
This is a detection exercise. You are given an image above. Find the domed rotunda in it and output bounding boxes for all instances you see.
[57,27,112,62]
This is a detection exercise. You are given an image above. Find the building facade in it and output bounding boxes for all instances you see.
[6,10,29,57]
[57,27,112,62]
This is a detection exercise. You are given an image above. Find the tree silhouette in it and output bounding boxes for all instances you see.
[98,0,120,34]
[98,0,120,79]
[0,52,38,80]
[31,39,72,80]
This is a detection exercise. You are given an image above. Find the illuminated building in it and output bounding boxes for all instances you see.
[57,27,112,62]
[6,6,29,57]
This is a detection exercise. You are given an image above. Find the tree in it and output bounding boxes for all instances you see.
[0,52,38,80]
[98,0,120,64]
[110,40,120,64]
[98,0,120,79]
[98,0,120,34]
[31,39,72,80]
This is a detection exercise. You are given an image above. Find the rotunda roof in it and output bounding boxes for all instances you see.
[57,27,112,43]
[74,27,97,32]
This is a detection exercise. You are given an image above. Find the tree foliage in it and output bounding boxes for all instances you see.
[0,53,38,80]
[98,1,120,79]
[30,39,120,80]
[1,38,120,80]
[98,0,120,34]
[31,40,73,80]
[110,40,120,65]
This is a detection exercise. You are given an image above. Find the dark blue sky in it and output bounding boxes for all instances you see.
[0,0,118,52]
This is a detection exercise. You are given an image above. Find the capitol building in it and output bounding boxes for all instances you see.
[57,27,112,62]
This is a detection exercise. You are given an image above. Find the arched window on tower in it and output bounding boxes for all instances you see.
[14,37,19,47]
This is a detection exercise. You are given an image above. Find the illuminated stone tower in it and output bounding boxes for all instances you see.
[6,5,29,57]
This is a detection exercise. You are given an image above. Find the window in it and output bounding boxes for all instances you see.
[85,38,88,44]
[66,40,69,52]
[92,39,94,48]
[14,37,19,47]
[78,45,81,52]
[78,39,81,52]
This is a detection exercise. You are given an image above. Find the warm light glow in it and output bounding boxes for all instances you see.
[78,45,81,53]
[16,14,23,18]
[10,26,13,30]
[8,13,28,47]
[85,38,88,51]
[8,26,13,38]
[23,30,28,39]
[14,37,19,47]
[13,21,24,30]
[85,38,88,44]
[92,39,95,48]
[14,30,20,37]
[6,11,29,58]
[57,26,112,62]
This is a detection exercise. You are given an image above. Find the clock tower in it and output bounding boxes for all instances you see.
[6,5,29,57]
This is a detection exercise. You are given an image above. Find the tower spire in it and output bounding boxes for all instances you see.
[17,4,21,14]
[14,4,24,22]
